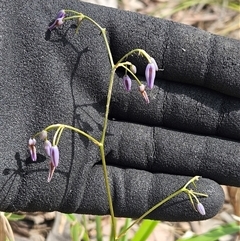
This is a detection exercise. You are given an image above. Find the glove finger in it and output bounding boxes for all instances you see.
[79,165,224,221]
[110,77,240,141]
[106,121,240,187]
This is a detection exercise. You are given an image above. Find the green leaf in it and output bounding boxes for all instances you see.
[131,219,159,241]
[70,222,84,241]
[95,216,103,241]
[176,222,240,241]
[5,212,25,221]
[65,213,77,223]
[118,218,131,241]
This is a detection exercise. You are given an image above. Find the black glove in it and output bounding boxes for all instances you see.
[1,0,240,222]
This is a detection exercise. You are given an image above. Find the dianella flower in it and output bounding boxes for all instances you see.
[145,57,158,89]
[123,74,132,91]
[139,84,149,104]
[28,138,37,161]
[196,202,206,215]
[48,10,66,31]
[48,145,59,182]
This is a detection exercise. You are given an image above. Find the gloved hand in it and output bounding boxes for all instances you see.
[1,0,240,222]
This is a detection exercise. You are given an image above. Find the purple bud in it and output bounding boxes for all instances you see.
[56,10,65,19]
[48,10,66,31]
[139,84,149,104]
[123,75,132,91]
[196,202,206,215]
[50,146,59,167]
[44,140,52,156]
[28,138,37,161]
[145,63,156,89]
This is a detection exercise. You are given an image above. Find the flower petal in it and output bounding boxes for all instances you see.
[196,202,206,215]
[44,140,52,156]
[48,10,66,31]
[123,75,132,91]
[56,10,65,19]
[145,63,156,89]
[47,161,56,182]
[139,84,149,104]
[50,146,59,167]
[28,138,37,161]
[150,57,159,71]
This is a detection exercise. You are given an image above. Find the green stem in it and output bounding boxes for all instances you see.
[116,49,151,66]
[117,176,207,239]
[117,188,184,239]
[100,68,116,144]
[99,146,117,240]
[64,11,117,237]
[64,11,114,67]
[44,124,100,146]
[118,63,142,86]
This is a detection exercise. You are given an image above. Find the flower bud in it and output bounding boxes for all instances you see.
[130,64,137,74]
[48,10,66,31]
[145,63,156,89]
[196,202,206,215]
[28,138,37,161]
[56,10,65,19]
[50,146,59,167]
[39,130,48,141]
[123,75,132,91]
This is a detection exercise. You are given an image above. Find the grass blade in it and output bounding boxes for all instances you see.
[131,219,159,241]
[176,222,240,241]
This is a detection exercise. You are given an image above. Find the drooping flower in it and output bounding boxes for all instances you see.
[28,138,37,161]
[145,62,156,89]
[50,145,59,167]
[139,84,149,104]
[123,74,132,91]
[48,10,66,31]
[47,145,59,182]
[196,202,206,215]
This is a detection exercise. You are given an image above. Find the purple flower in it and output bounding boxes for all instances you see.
[44,140,52,156]
[139,84,149,104]
[123,75,132,91]
[48,10,66,31]
[47,145,59,182]
[145,62,156,89]
[196,202,206,215]
[28,138,37,161]
[50,146,59,167]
